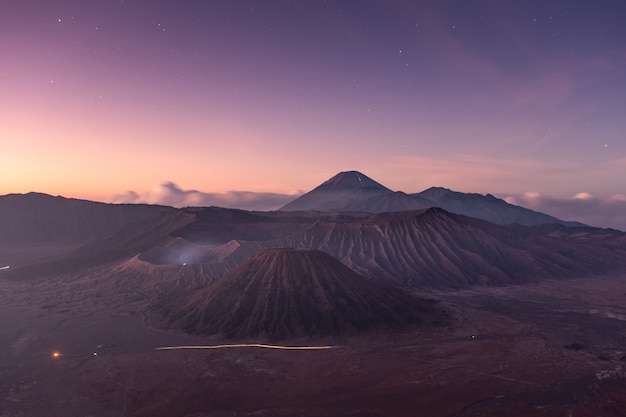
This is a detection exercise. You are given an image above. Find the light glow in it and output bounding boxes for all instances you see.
[156,344,335,351]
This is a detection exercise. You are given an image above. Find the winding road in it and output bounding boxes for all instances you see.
[156,343,336,351]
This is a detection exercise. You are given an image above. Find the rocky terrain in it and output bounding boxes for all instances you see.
[2,172,626,416]
[8,206,626,296]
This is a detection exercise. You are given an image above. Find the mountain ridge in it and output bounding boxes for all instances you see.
[10,206,626,296]
[279,171,583,227]
[0,192,172,246]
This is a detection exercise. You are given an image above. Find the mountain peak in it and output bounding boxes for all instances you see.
[416,187,453,201]
[279,171,392,211]
[316,171,392,193]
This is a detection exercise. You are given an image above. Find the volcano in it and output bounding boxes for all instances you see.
[150,248,434,340]
[279,170,392,212]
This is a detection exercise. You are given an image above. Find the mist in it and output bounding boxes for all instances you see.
[108,181,303,211]
[502,192,626,231]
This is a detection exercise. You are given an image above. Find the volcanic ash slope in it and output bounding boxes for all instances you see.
[149,248,435,340]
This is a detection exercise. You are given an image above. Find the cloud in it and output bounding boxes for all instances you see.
[502,192,626,231]
[573,192,594,200]
[108,182,302,211]
[106,168,626,232]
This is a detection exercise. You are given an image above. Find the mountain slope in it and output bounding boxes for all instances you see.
[149,248,435,339]
[270,208,625,287]
[4,207,194,279]
[343,191,431,212]
[8,203,626,296]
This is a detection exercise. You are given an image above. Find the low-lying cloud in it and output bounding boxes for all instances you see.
[108,182,626,231]
[108,182,302,211]
[502,192,626,231]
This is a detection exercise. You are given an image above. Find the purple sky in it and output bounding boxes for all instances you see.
[1,1,625,229]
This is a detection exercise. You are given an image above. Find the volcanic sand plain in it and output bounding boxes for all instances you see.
[2,258,626,416]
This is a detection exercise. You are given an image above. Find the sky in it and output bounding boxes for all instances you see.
[1,1,625,229]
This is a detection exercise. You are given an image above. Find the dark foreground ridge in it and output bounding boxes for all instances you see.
[148,248,436,340]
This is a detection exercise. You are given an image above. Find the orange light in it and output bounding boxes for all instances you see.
[52,351,61,358]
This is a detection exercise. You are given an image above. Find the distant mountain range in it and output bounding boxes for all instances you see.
[3,171,624,293]
[280,171,583,227]
[0,171,585,248]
